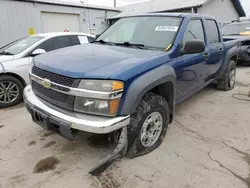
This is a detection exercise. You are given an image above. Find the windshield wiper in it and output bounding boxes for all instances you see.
[0,51,14,55]
[94,40,115,46]
[115,42,145,49]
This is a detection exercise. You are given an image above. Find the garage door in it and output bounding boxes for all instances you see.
[41,12,80,32]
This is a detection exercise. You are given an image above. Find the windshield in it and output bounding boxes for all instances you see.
[0,36,44,55]
[0,38,23,50]
[97,16,182,50]
[222,22,250,35]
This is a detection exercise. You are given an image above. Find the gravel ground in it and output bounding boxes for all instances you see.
[0,67,250,188]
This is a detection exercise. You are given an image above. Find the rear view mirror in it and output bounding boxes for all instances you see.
[181,40,205,55]
[32,49,46,56]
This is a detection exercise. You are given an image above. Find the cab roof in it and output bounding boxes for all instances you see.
[121,12,216,20]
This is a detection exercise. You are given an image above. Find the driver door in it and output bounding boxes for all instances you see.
[174,19,208,102]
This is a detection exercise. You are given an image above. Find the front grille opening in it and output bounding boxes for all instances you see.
[32,81,69,103]
[31,66,79,111]
[32,66,74,86]
[49,122,60,133]
[34,113,42,122]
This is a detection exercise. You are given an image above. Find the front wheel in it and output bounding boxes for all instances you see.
[0,75,24,108]
[126,93,170,158]
[217,60,236,91]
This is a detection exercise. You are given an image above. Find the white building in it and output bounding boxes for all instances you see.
[0,0,120,47]
[110,0,245,25]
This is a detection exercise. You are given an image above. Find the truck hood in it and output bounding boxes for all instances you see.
[0,55,15,62]
[34,43,165,80]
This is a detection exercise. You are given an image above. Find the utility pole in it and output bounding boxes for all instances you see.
[114,0,116,7]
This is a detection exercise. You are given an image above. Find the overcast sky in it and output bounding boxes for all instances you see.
[67,0,250,15]
[242,0,250,15]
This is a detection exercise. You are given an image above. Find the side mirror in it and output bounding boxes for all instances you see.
[181,40,205,55]
[32,49,46,56]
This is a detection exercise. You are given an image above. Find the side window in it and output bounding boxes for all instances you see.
[206,20,220,44]
[182,19,205,45]
[69,36,80,46]
[36,40,51,52]
[49,36,70,50]
[78,36,88,44]
[36,36,70,52]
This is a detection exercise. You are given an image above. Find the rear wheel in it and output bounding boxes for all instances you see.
[126,93,170,158]
[217,60,236,91]
[0,75,24,108]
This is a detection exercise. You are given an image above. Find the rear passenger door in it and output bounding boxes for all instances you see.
[205,19,224,78]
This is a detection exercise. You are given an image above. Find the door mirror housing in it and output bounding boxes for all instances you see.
[181,40,205,55]
[31,49,46,56]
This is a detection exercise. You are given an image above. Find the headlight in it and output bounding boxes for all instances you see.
[74,80,124,116]
[78,80,123,91]
[74,98,120,116]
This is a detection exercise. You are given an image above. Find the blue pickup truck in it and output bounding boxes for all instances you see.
[24,13,239,175]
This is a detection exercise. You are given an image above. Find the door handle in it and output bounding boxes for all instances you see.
[219,48,223,54]
[204,53,210,59]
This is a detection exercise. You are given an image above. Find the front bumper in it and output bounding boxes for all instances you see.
[23,85,130,135]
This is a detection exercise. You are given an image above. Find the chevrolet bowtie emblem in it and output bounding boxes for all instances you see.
[41,79,51,89]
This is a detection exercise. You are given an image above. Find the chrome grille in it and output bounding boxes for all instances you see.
[32,81,69,103]
[31,66,80,110]
[32,66,74,86]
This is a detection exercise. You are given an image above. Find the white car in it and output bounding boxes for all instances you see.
[0,32,95,108]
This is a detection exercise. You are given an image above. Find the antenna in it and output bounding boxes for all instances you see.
[114,0,116,7]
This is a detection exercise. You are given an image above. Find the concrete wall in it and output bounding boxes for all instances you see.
[0,1,119,47]
[198,0,239,24]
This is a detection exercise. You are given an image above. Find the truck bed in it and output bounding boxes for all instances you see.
[223,38,240,49]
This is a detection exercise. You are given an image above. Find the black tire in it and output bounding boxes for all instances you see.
[126,93,170,159]
[0,75,24,108]
[217,60,236,91]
